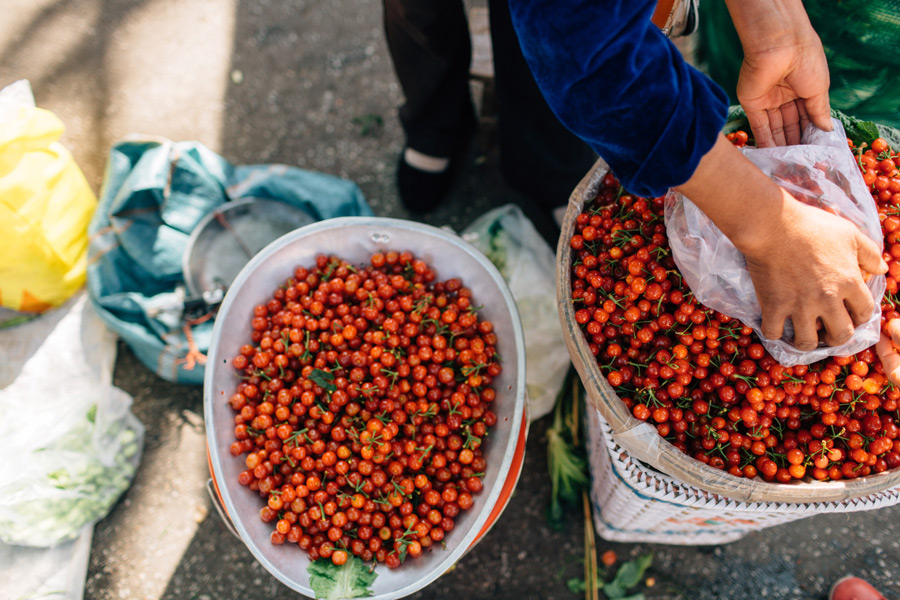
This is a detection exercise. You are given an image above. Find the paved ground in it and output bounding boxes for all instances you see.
[2,1,899,599]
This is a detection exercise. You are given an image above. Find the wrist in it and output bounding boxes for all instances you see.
[724,0,817,57]
[674,135,788,255]
[727,188,793,257]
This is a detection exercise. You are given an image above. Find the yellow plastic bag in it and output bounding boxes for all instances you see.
[0,80,96,315]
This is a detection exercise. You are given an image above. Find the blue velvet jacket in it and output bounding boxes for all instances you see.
[509,0,729,198]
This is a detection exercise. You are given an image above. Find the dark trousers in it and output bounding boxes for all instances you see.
[383,0,597,209]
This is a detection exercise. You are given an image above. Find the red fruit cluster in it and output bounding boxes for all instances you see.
[227,251,500,567]
[569,134,900,483]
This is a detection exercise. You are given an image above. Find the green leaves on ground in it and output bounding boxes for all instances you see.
[0,314,38,329]
[308,556,377,600]
[547,368,590,529]
[352,113,384,137]
[602,552,653,599]
[567,553,654,600]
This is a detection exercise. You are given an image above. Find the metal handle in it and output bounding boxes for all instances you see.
[206,478,241,540]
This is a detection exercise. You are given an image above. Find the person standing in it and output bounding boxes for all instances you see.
[382,0,596,215]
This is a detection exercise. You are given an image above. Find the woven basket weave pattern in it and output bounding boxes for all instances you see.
[587,405,900,545]
[560,157,900,503]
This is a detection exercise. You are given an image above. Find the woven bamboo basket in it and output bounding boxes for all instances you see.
[559,158,900,504]
[586,404,900,544]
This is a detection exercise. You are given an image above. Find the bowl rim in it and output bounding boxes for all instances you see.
[204,216,527,599]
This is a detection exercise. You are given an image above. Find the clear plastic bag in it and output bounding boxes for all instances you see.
[0,293,144,548]
[0,383,143,547]
[462,204,567,420]
[665,118,885,366]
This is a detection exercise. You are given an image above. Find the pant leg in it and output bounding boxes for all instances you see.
[383,0,477,158]
[489,0,597,209]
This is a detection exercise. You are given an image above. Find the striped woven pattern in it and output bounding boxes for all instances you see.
[587,406,900,545]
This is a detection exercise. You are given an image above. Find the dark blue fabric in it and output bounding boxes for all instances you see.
[508,0,729,197]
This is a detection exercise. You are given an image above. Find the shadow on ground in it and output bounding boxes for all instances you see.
[6,0,892,598]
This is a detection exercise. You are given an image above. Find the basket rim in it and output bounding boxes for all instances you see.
[588,404,900,513]
[559,159,900,504]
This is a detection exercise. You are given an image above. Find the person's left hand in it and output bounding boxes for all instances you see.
[726,0,832,147]
[876,320,900,386]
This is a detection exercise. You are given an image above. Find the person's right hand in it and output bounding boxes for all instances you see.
[675,135,887,351]
[876,320,900,386]
[740,191,886,350]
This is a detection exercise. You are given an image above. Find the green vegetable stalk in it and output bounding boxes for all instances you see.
[568,552,654,600]
[546,368,590,529]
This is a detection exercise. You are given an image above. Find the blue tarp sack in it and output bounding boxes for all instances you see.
[87,138,372,384]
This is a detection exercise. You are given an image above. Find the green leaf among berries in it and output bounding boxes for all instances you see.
[309,368,337,393]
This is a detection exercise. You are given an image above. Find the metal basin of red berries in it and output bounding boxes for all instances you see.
[205,217,527,599]
[558,136,900,504]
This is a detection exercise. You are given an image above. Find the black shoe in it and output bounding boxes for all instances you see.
[397,153,454,214]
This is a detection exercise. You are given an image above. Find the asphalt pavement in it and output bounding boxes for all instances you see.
[1,1,898,599]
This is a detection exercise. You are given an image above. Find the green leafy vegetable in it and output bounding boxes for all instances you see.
[604,553,654,599]
[307,556,377,600]
[566,553,654,600]
[722,105,750,135]
[483,219,510,279]
[568,578,587,593]
[309,368,337,393]
[546,368,589,529]
[835,111,882,147]
[612,552,653,589]
[0,405,141,546]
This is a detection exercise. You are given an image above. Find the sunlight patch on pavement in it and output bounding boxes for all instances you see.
[106,0,237,153]
[0,0,237,189]
[92,410,211,600]
[0,0,100,83]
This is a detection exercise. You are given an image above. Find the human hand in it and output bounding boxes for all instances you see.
[741,192,886,350]
[876,320,900,386]
[675,136,886,352]
[725,0,831,147]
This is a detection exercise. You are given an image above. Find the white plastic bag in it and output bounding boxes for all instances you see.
[665,118,885,366]
[0,525,94,600]
[0,293,144,548]
[462,204,568,420]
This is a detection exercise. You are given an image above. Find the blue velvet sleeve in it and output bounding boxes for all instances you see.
[508,0,729,198]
